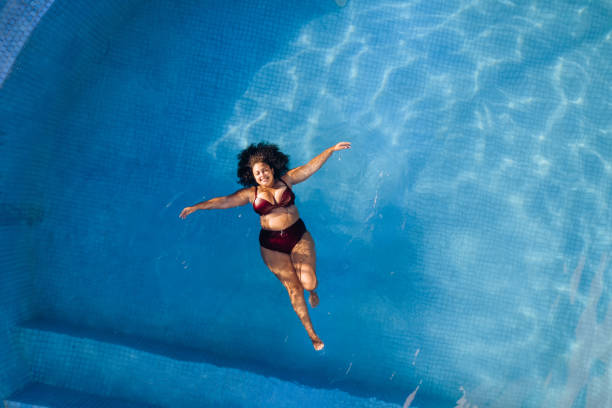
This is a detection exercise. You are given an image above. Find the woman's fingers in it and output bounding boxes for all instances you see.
[334,141,351,151]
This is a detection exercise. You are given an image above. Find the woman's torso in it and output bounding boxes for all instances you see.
[252,177,300,230]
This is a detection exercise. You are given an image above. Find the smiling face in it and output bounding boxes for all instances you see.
[252,162,275,187]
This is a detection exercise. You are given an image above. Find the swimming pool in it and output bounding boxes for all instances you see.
[1,0,611,407]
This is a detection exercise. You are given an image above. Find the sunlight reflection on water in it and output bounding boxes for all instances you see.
[212,0,611,406]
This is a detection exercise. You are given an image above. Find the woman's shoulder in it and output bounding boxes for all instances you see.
[280,175,293,188]
[237,186,257,202]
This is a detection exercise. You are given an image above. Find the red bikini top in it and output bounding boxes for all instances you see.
[253,179,295,215]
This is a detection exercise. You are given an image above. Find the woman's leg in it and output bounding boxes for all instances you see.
[290,232,319,308]
[260,245,324,350]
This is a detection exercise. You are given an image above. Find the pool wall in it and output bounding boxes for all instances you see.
[1,0,141,399]
[1,0,59,399]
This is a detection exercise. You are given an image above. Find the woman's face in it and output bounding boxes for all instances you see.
[252,162,275,187]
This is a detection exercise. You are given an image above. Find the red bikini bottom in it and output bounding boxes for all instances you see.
[259,218,307,254]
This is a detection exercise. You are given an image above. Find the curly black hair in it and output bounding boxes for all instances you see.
[237,142,290,187]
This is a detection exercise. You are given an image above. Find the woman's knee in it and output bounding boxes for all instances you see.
[299,269,317,291]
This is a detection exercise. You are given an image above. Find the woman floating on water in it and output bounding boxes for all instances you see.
[180,141,351,350]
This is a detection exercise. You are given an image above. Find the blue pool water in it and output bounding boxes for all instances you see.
[1,0,611,407]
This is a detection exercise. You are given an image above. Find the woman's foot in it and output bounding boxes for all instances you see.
[309,290,319,308]
[312,337,324,351]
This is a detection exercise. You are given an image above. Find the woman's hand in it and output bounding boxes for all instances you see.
[331,141,351,152]
[179,206,196,219]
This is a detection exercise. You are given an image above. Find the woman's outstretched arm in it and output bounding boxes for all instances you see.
[285,142,351,185]
[179,187,252,219]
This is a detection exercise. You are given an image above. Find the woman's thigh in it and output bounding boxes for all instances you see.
[290,232,317,291]
[260,245,302,289]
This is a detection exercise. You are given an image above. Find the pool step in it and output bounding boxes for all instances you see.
[4,382,161,408]
[14,319,401,408]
